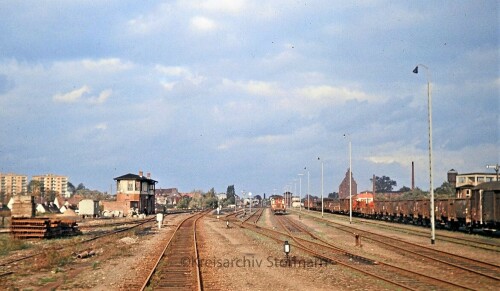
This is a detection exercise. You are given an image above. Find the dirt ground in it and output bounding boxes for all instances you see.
[0,209,498,290]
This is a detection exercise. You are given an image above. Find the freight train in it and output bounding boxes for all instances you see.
[305,182,499,232]
[270,195,286,214]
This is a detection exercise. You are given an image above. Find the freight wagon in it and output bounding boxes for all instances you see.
[308,181,500,232]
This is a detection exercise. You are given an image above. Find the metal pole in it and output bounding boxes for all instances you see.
[428,79,435,244]
[414,64,435,244]
[349,138,352,224]
[321,160,324,218]
[298,174,303,213]
[307,169,310,211]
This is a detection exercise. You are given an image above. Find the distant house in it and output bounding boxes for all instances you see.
[355,192,374,203]
[102,171,157,216]
[36,202,61,214]
[78,199,99,217]
[156,188,181,206]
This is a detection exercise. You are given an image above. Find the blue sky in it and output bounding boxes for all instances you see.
[0,1,498,196]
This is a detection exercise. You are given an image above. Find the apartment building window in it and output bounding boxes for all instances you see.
[477,177,485,183]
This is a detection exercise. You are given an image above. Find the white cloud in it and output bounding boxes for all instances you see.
[221,79,282,97]
[53,85,90,103]
[161,81,176,91]
[189,0,246,14]
[52,86,111,105]
[89,89,112,104]
[81,58,133,72]
[155,65,191,76]
[95,123,107,131]
[297,85,381,104]
[190,16,217,31]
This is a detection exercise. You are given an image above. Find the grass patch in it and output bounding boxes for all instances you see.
[0,236,31,256]
[39,276,57,284]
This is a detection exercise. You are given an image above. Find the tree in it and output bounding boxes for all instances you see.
[67,182,76,194]
[399,186,411,192]
[177,196,191,209]
[76,183,86,191]
[28,180,43,195]
[226,185,235,204]
[434,181,454,197]
[370,176,397,192]
[328,192,338,199]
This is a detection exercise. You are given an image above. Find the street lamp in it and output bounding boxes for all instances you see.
[413,64,435,245]
[318,157,324,218]
[343,134,352,224]
[298,173,303,215]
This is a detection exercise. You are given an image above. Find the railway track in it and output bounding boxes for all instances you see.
[294,211,500,283]
[303,209,500,250]
[236,210,478,290]
[306,209,500,251]
[138,210,208,290]
[0,216,157,269]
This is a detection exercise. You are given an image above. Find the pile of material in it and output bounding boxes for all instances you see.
[10,195,36,217]
[10,217,81,239]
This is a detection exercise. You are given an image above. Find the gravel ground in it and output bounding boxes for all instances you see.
[1,209,498,290]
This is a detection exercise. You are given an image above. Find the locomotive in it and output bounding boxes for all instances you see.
[270,195,286,214]
[305,181,500,232]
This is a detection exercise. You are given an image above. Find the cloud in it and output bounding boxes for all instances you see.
[297,85,381,104]
[52,86,111,105]
[190,0,246,14]
[155,65,191,76]
[53,85,90,103]
[95,123,107,130]
[81,58,133,72]
[190,16,217,31]
[221,79,282,97]
[89,89,112,104]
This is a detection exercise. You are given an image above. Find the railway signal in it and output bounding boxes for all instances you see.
[284,240,290,259]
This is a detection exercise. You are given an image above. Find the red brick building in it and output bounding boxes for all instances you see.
[103,171,157,215]
[339,169,358,199]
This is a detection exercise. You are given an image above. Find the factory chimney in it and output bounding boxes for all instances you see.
[411,162,415,190]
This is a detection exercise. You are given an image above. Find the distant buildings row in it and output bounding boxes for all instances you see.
[0,173,69,198]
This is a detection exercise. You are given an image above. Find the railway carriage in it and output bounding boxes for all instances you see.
[270,196,286,214]
[306,181,499,233]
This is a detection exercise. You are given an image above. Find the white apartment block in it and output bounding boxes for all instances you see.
[0,173,28,196]
[32,174,69,198]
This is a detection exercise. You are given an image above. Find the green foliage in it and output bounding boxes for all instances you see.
[434,181,454,197]
[226,185,235,204]
[28,180,43,194]
[67,182,76,193]
[177,196,191,209]
[371,176,397,192]
[328,192,338,199]
[203,197,218,209]
[0,237,31,256]
[399,188,428,200]
[399,186,411,192]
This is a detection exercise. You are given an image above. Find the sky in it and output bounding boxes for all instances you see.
[0,1,498,197]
